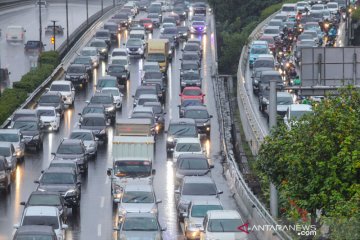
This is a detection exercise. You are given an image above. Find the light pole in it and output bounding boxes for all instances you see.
[101,0,104,15]
[39,1,42,43]
[51,20,57,51]
[66,0,69,48]
[86,0,89,25]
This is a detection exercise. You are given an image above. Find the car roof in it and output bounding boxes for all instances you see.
[70,129,94,134]
[112,48,127,52]
[42,91,61,97]
[82,46,97,51]
[124,184,153,192]
[277,92,292,98]
[289,104,312,111]
[143,102,162,107]
[0,129,20,134]
[183,105,208,111]
[23,206,59,217]
[98,75,117,80]
[261,70,281,75]
[206,210,242,219]
[14,109,37,114]
[50,159,77,165]
[138,94,158,99]
[175,137,201,144]
[133,106,154,112]
[13,116,39,122]
[178,153,207,160]
[30,190,61,196]
[61,138,83,144]
[45,167,76,174]
[191,199,222,206]
[51,80,72,85]
[0,142,13,148]
[264,26,280,30]
[92,92,113,97]
[144,61,159,66]
[36,106,56,111]
[15,225,55,235]
[183,176,214,184]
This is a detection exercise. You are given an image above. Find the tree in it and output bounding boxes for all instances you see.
[256,87,360,237]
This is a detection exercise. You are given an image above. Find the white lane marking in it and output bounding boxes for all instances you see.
[100,196,105,208]
[97,224,102,237]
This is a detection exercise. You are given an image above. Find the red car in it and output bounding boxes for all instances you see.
[140,18,153,33]
[179,87,205,103]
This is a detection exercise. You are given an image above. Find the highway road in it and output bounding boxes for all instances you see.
[0,0,113,86]
[0,10,250,240]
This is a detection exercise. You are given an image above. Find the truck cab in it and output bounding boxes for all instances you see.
[146,39,171,73]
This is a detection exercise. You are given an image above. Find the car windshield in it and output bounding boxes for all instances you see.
[163,28,177,34]
[251,48,268,54]
[50,84,70,92]
[148,13,158,18]
[208,219,243,232]
[168,124,197,136]
[28,194,61,206]
[70,132,93,141]
[269,21,282,27]
[68,66,84,73]
[98,80,117,88]
[183,54,199,61]
[13,121,38,131]
[178,158,208,170]
[183,72,200,80]
[327,3,337,8]
[181,99,202,107]
[15,234,54,240]
[122,217,159,231]
[183,89,201,96]
[114,160,151,177]
[0,133,19,142]
[182,183,217,195]
[282,6,295,11]
[112,51,127,57]
[37,109,55,117]
[135,89,156,97]
[91,41,107,47]
[264,28,279,34]
[140,19,152,24]
[138,98,157,105]
[192,21,205,26]
[299,34,313,41]
[147,53,165,62]
[82,117,105,126]
[175,143,201,152]
[254,60,273,68]
[261,74,282,84]
[90,96,112,104]
[102,89,120,96]
[82,106,103,114]
[312,5,323,10]
[22,216,59,230]
[112,59,127,65]
[146,105,161,114]
[39,95,60,104]
[104,24,117,32]
[81,49,97,56]
[277,97,293,105]
[108,65,125,73]
[57,144,84,154]
[40,172,75,184]
[144,72,162,79]
[182,63,198,70]
[122,191,155,203]
[191,205,223,218]
[184,109,208,119]
[96,31,109,37]
[127,39,142,46]
[184,45,199,51]
[0,147,10,157]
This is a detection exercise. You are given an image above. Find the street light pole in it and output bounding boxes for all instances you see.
[101,0,104,15]
[66,0,69,48]
[86,0,89,26]
[51,20,57,51]
[39,1,42,43]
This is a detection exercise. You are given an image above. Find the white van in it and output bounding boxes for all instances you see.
[129,30,146,42]
[6,26,26,42]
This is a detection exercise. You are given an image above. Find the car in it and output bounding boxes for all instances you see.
[182,43,202,57]
[111,12,132,29]
[159,23,176,34]
[171,137,203,163]
[126,38,145,57]
[89,39,110,60]
[190,21,206,34]
[284,104,313,129]
[130,112,158,134]
[134,94,159,107]
[78,113,108,142]
[138,0,150,11]
[183,199,223,240]
[35,167,81,211]
[103,21,119,43]
[101,87,123,110]
[180,60,200,76]
[163,16,177,26]
[0,129,25,161]
[80,47,100,68]
[54,138,89,173]
[262,26,280,38]
[200,210,247,239]
[20,191,66,221]
[36,106,60,132]
[258,70,284,112]
[180,52,201,66]
[173,5,187,20]
[0,142,17,176]
[143,102,166,132]
[72,56,93,78]
[79,104,106,121]
[180,87,205,104]
[267,19,283,28]
[296,1,310,12]
[64,63,89,87]
[180,70,202,90]
[24,41,45,52]
[178,99,204,117]
[133,85,158,100]
[38,92,65,116]
[177,26,189,40]
[114,212,166,239]
[297,32,318,45]
[249,41,270,68]
[11,117,44,151]
[0,156,11,192]
[132,105,156,122]
[8,109,40,128]
[96,75,118,90]
[147,13,161,27]
[109,48,128,60]
[159,27,178,48]
[295,40,318,63]
[47,80,75,106]
[14,206,68,239]
[191,2,207,16]
[109,56,130,73]
[182,106,212,137]
[166,118,199,152]
[129,29,146,41]
[327,2,338,14]
[281,3,296,15]
[264,92,294,118]
[142,71,164,85]
[117,184,162,220]
[69,129,98,158]
[12,225,57,240]
[6,25,26,42]
[106,64,129,85]
[142,61,160,77]
[175,176,223,222]
[45,24,64,35]
[251,67,273,94]
[48,159,80,177]
[94,29,111,45]
[140,18,154,33]
[87,92,116,122]
[252,54,276,74]
[174,154,213,187]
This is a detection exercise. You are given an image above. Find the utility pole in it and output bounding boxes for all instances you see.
[51,20,57,51]
[65,0,69,48]
[113,0,115,7]
[269,79,278,218]
[39,1,42,43]
[86,0,89,25]
[101,0,104,15]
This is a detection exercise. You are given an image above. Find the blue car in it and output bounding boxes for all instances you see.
[249,41,270,68]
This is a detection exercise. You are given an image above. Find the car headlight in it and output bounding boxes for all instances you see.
[32,135,39,140]
[65,189,76,197]
[264,98,269,105]
[190,26,195,31]
[150,205,158,214]
[203,121,210,126]
[101,48,107,53]
[167,136,174,142]
[106,106,115,112]
[114,184,122,194]
[100,129,106,135]
[15,148,22,156]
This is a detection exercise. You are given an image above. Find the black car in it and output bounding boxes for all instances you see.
[38,92,65,116]
[35,167,81,210]
[174,154,213,187]
[106,64,128,85]
[178,99,204,117]
[180,52,201,66]
[0,156,11,193]
[180,70,201,90]
[143,102,166,132]
[180,60,200,76]
[72,56,93,79]
[24,41,45,52]
[45,24,64,35]
[142,78,165,103]
[89,39,109,60]
[103,21,119,43]
[79,104,107,121]
[133,85,159,103]
[112,13,131,29]
[65,64,89,87]
[138,0,150,11]
[94,29,111,45]
[182,105,212,137]
[165,118,199,152]
[182,43,202,58]
[87,93,116,122]
[13,225,57,240]
[79,113,108,142]
[173,5,187,20]
[20,191,66,220]
[12,117,43,151]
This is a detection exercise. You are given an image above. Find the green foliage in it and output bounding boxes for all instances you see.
[0,89,27,124]
[352,6,360,22]
[13,64,54,92]
[38,51,60,66]
[256,87,360,237]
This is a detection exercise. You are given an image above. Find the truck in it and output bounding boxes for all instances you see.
[107,119,155,204]
[146,39,171,73]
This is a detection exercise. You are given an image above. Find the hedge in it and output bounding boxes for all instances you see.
[0,51,60,125]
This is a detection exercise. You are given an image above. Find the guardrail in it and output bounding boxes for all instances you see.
[211,11,293,240]
[0,0,33,11]
[0,3,122,129]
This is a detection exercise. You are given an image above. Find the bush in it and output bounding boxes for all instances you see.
[38,51,60,66]
[13,64,54,92]
[0,89,27,124]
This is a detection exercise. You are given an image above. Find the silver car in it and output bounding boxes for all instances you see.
[69,129,98,158]
[0,142,17,175]
[115,212,166,240]
[0,129,25,161]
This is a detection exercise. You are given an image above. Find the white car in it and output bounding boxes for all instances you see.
[171,137,203,163]
[109,56,130,72]
[80,47,100,68]
[36,106,60,131]
[284,104,313,130]
[100,87,123,109]
[47,80,75,106]
[200,210,247,240]
[109,48,128,60]
[327,2,338,14]
[6,26,26,42]
[117,184,162,222]
[14,206,68,240]
[69,129,98,157]
[160,23,176,34]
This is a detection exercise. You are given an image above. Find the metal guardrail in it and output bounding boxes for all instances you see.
[0,3,122,129]
[210,11,293,240]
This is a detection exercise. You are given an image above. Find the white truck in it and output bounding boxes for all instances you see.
[107,119,155,204]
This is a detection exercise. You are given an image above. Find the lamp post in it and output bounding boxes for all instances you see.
[101,0,104,15]
[66,0,69,48]
[39,1,42,43]
[86,0,89,26]
[51,20,57,51]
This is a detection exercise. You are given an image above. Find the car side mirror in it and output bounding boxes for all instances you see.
[34,180,39,184]
[45,87,50,91]
[217,190,223,195]
[161,227,167,231]
[209,115,213,118]
[51,152,55,156]
[156,199,162,204]
[209,165,215,169]
[181,212,188,218]
[76,181,81,186]
[13,224,20,229]
[41,170,44,174]
[152,169,156,175]
[95,137,99,141]
[72,88,75,91]
[56,113,60,117]
[20,201,26,206]
[107,169,112,176]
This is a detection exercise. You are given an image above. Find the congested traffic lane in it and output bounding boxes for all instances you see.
[0,0,113,85]
[0,10,245,240]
